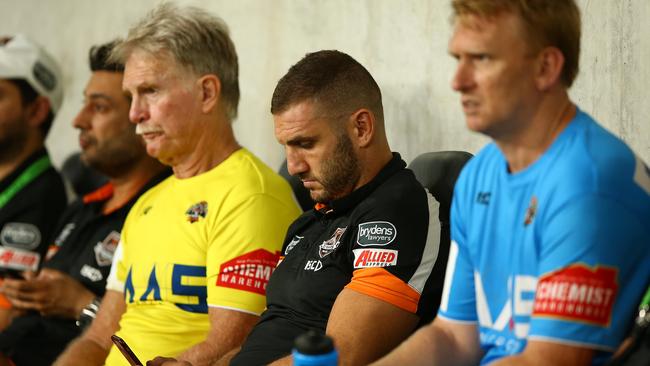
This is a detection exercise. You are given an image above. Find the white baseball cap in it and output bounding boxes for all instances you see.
[0,34,63,114]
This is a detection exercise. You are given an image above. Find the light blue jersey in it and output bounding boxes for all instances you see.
[439,108,650,365]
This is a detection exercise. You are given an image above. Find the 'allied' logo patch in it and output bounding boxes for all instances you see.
[353,248,398,268]
[533,264,618,326]
[186,201,208,223]
[356,221,396,247]
[319,227,346,258]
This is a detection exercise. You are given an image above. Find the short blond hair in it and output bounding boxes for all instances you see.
[452,0,581,87]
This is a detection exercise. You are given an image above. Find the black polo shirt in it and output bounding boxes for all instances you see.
[0,149,67,273]
[232,153,449,365]
[0,170,169,366]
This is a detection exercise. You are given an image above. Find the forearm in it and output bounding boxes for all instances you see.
[268,355,292,366]
[372,321,479,366]
[209,347,241,366]
[177,340,231,366]
[489,341,593,366]
[53,338,110,366]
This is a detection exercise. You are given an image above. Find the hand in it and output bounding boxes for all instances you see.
[0,268,95,319]
[146,356,193,366]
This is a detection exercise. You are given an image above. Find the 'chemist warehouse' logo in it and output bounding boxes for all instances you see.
[217,249,280,295]
[533,264,618,326]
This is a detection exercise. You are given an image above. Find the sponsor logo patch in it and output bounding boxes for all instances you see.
[217,249,280,295]
[304,260,323,272]
[94,231,120,266]
[319,227,346,258]
[476,192,491,205]
[54,223,75,246]
[524,196,538,226]
[186,201,208,223]
[533,264,618,326]
[0,223,41,250]
[80,264,103,282]
[356,221,396,246]
[0,246,40,272]
[353,248,398,268]
[285,235,303,255]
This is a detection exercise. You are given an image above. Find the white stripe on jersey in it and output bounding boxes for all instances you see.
[440,240,459,312]
[407,192,441,294]
[105,240,125,292]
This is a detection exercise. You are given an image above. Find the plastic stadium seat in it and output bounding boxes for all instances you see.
[278,160,313,212]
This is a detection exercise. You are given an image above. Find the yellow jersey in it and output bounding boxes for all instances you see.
[105,149,301,365]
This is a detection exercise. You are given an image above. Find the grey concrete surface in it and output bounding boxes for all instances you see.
[1,0,648,170]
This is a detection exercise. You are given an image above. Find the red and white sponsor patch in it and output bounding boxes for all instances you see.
[0,247,40,272]
[533,264,618,326]
[216,249,280,295]
[353,248,398,268]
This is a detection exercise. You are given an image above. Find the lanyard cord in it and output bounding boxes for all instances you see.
[0,156,51,209]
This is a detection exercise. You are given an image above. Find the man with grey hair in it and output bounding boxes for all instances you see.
[54,4,300,366]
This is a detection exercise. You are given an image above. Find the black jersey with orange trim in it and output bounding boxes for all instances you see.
[0,170,169,366]
[232,153,448,365]
[0,149,67,272]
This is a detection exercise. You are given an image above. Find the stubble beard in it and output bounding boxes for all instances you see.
[311,132,360,203]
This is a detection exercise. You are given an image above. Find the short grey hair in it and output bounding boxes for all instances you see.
[112,2,240,120]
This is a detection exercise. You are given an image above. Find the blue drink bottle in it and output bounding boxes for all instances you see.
[292,330,338,366]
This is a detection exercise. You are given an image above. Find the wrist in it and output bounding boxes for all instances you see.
[76,297,101,330]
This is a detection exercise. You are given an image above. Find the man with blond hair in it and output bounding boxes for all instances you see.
[374,0,650,365]
[55,4,300,366]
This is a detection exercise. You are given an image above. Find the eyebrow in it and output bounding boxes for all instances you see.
[285,135,315,146]
[86,93,113,102]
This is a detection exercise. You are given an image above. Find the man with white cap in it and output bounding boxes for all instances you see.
[0,35,67,294]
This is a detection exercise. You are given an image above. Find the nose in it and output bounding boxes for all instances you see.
[286,148,308,177]
[129,96,150,124]
[451,59,475,92]
[72,104,91,130]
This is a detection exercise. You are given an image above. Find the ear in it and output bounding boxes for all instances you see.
[534,47,565,91]
[198,74,221,113]
[349,108,375,148]
[25,97,52,130]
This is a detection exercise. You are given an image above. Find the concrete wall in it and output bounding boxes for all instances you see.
[2,0,648,170]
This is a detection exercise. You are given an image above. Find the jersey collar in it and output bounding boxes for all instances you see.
[314,152,405,216]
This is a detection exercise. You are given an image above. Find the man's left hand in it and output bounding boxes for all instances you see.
[146,357,192,366]
[0,268,95,319]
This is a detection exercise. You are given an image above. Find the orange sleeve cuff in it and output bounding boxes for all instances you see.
[345,267,420,313]
[0,281,11,309]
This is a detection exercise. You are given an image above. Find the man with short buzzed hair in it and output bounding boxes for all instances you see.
[224,50,447,366]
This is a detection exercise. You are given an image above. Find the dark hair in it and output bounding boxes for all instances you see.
[89,40,124,72]
[7,78,54,138]
[271,50,384,124]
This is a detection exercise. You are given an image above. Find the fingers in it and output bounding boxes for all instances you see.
[21,271,37,280]
[146,356,186,366]
[0,278,50,309]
